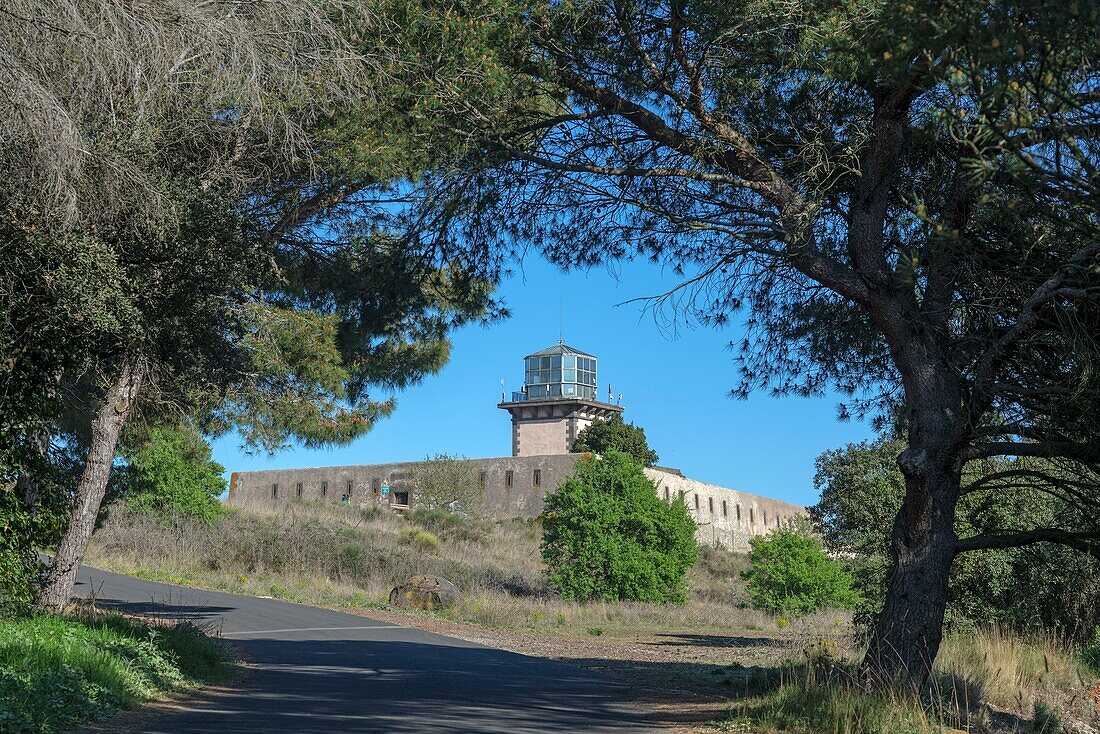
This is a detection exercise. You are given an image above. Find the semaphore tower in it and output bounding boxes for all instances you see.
[497,341,624,456]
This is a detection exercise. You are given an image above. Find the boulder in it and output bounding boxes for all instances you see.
[389,575,461,610]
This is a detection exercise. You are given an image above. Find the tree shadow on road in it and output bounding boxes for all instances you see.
[81,634,654,733]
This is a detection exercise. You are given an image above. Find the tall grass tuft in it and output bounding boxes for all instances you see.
[936,625,1094,712]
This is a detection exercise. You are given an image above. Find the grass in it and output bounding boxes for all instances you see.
[937,625,1095,712]
[0,609,232,733]
[85,501,843,636]
[713,627,1099,734]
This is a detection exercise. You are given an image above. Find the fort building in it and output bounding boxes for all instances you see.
[228,342,805,551]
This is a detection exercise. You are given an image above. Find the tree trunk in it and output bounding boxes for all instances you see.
[861,444,961,688]
[37,358,144,612]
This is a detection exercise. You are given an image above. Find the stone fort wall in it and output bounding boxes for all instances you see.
[228,455,806,552]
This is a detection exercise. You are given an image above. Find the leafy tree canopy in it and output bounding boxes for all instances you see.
[811,437,1100,640]
[541,451,698,603]
[572,414,659,466]
[1,0,523,610]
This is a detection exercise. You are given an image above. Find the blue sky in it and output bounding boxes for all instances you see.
[211,256,873,506]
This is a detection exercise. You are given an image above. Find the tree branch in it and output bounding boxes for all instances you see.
[962,440,1100,463]
[956,528,1100,555]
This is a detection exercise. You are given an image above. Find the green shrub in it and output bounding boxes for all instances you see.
[0,545,37,619]
[116,424,225,524]
[0,464,69,617]
[412,529,440,550]
[742,527,860,616]
[397,526,440,551]
[540,451,698,603]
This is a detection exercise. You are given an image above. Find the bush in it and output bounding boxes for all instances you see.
[742,527,859,616]
[397,526,440,551]
[540,451,698,603]
[115,424,225,524]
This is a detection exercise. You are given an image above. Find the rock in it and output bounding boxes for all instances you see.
[389,575,461,610]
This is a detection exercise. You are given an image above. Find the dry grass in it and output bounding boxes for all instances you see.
[936,626,1098,723]
[85,500,843,637]
[714,629,1099,734]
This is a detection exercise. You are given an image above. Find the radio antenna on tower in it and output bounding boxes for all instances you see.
[559,296,564,345]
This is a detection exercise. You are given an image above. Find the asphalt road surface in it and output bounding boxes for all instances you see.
[73,566,651,733]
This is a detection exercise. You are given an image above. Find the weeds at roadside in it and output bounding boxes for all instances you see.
[0,608,232,733]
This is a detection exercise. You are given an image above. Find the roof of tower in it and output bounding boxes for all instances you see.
[524,342,597,359]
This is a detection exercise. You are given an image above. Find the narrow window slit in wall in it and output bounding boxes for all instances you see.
[708,496,714,514]
[722,500,728,517]
[693,494,699,510]
[321,481,328,497]
[533,469,541,487]
[506,470,514,489]
[272,483,278,499]
[296,482,302,498]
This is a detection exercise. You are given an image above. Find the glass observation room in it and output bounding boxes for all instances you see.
[517,342,598,400]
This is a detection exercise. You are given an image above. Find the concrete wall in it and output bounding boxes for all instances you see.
[644,468,807,551]
[229,454,583,519]
[515,419,568,456]
[228,455,807,552]
[502,398,623,456]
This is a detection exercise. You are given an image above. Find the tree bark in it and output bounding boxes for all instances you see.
[860,373,963,688]
[37,357,144,612]
[860,478,958,687]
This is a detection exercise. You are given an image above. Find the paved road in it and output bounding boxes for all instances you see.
[73,567,651,733]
